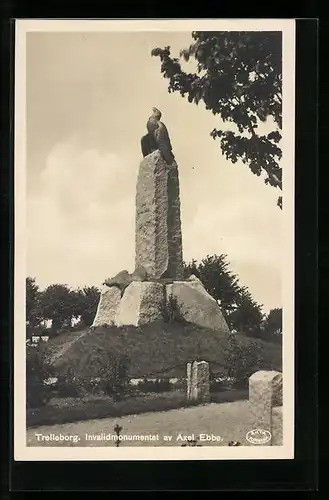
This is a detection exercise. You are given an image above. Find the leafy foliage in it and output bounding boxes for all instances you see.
[56,347,130,399]
[26,277,43,335]
[136,378,172,393]
[184,255,241,311]
[222,334,263,387]
[151,31,282,207]
[39,284,80,334]
[26,279,101,336]
[262,307,282,338]
[26,343,56,408]
[75,286,101,327]
[228,288,264,338]
[160,294,186,324]
[184,255,264,337]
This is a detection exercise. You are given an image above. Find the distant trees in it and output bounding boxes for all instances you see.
[262,307,282,339]
[228,288,264,339]
[40,284,80,333]
[184,255,241,313]
[26,279,100,337]
[184,254,265,337]
[222,334,263,388]
[26,277,43,338]
[75,286,101,327]
[26,257,280,342]
[184,254,281,341]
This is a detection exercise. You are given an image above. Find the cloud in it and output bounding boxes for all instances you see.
[27,138,136,289]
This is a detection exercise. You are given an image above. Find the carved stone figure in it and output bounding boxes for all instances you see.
[145,107,175,165]
[140,131,158,158]
[103,266,147,296]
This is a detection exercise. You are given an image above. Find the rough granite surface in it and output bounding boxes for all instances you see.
[135,150,183,280]
[115,281,165,327]
[249,370,283,438]
[166,280,230,333]
[91,286,121,327]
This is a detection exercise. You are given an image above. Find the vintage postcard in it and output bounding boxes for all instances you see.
[14,19,295,461]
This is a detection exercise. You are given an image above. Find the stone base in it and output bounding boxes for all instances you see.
[91,286,121,328]
[115,281,164,327]
[166,279,230,332]
[92,277,230,332]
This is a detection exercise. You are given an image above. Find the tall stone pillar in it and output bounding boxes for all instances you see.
[187,361,210,403]
[167,163,184,280]
[135,150,183,280]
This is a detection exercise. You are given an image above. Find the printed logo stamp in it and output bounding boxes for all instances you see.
[246,429,272,445]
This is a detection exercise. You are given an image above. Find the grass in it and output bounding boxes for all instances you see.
[27,390,197,428]
[49,321,282,379]
[27,387,249,428]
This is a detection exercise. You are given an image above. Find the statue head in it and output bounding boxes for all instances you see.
[152,107,162,120]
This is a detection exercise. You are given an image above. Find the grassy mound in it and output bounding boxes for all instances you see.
[49,321,282,379]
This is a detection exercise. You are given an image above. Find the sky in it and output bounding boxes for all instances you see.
[25,31,283,313]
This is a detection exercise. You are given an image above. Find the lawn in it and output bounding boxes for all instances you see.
[49,321,282,379]
[27,388,249,428]
[27,399,256,447]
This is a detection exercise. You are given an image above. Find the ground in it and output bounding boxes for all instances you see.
[27,400,256,447]
[49,322,282,379]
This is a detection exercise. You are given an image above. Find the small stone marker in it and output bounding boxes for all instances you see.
[187,360,210,403]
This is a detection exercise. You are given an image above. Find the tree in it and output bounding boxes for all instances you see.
[262,307,282,338]
[222,334,263,388]
[39,284,79,334]
[26,277,43,336]
[26,342,56,408]
[151,31,282,208]
[184,255,264,337]
[184,254,241,314]
[228,288,264,338]
[75,286,101,327]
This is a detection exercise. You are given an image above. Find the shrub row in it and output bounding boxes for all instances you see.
[27,391,199,428]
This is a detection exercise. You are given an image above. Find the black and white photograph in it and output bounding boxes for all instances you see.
[14,19,295,460]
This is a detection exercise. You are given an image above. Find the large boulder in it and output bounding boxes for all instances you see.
[115,281,165,327]
[91,286,121,327]
[166,280,230,333]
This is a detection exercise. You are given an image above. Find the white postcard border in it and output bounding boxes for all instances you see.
[14,18,295,461]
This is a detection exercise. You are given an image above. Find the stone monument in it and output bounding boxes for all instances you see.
[187,361,210,402]
[92,108,230,333]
